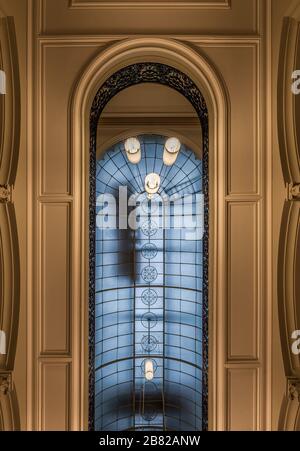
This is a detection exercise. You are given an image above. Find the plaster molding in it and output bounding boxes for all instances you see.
[287,183,300,201]
[0,17,20,187]
[0,373,20,430]
[277,17,300,185]
[278,15,300,432]
[0,185,11,203]
[70,37,229,431]
[68,0,231,10]
[278,17,300,378]
[0,373,11,395]
[288,379,300,403]
[0,203,20,371]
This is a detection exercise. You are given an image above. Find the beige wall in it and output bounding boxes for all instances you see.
[30,0,270,431]
[1,0,299,431]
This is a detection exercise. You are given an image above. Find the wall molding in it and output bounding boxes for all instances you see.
[0,203,20,372]
[0,17,20,187]
[0,185,11,203]
[277,16,300,431]
[37,35,262,45]
[0,372,12,395]
[278,378,300,430]
[69,37,229,430]
[69,0,231,10]
[288,378,300,403]
[0,16,21,432]
[0,372,20,431]
[287,183,300,201]
[32,8,265,429]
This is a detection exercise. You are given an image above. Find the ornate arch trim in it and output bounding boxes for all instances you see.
[278,16,300,430]
[0,16,20,432]
[71,37,228,431]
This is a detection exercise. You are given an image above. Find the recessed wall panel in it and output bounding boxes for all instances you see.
[41,0,259,35]
[227,202,258,360]
[40,362,70,431]
[227,368,258,431]
[40,203,71,355]
[41,44,101,195]
[202,45,259,195]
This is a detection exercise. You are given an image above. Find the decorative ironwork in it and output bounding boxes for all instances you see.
[89,62,209,431]
[141,335,158,352]
[141,312,158,329]
[142,243,158,259]
[141,288,158,306]
[141,266,158,282]
[141,220,158,237]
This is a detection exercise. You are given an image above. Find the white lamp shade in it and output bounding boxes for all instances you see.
[124,137,141,164]
[0,70,6,95]
[144,359,154,380]
[145,173,160,195]
[0,330,6,355]
[163,137,181,166]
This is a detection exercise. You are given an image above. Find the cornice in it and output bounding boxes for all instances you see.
[36,34,262,45]
[68,0,231,11]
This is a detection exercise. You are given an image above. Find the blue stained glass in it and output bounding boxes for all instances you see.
[94,135,203,431]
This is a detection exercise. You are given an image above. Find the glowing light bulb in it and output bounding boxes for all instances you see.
[145,173,160,196]
[124,137,141,164]
[144,359,154,381]
[0,70,6,95]
[0,330,6,355]
[163,137,181,166]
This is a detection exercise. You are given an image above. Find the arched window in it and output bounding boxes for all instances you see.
[94,135,204,431]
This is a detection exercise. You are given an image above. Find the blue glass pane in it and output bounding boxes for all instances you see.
[95,135,203,431]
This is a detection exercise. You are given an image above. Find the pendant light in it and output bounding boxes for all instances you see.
[0,70,6,94]
[124,137,141,164]
[163,137,181,166]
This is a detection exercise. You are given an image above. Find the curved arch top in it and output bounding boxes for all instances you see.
[71,37,229,431]
[72,37,228,126]
[89,62,210,431]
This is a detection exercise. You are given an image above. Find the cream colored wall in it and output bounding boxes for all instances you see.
[29,0,269,431]
[1,0,297,431]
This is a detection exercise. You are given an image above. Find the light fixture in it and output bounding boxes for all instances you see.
[163,137,181,166]
[124,137,141,164]
[0,70,6,95]
[145,173,160,198]
[0,330,6,355]
[144,359,154,381]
